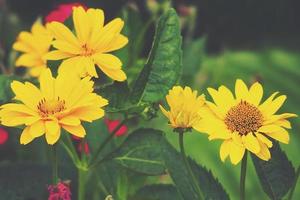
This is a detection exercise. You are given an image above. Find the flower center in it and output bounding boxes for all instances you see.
[37,97,66,117]
[81,44,95,56]
[224,101,263,135]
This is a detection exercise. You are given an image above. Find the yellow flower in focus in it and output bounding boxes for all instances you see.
[159,86,206,130]
[13,21,52,77]
[45,6,128,81]
[197,79,297,165]
[0,69,108,145]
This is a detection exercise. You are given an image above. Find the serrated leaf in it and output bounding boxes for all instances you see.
[162,140,229,200]
[130,8,182,103]
[112,128,166,175]
[132,184,182,200]
[251,141,295,199]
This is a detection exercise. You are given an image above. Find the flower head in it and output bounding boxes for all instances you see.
[0,127,8,145]
[104,118,128,136]
[13,21,53,77]
[45,6,128,81]
[0,69,108,145]
[45,3,87,23]
[197,79,297,164]
[159,86,206,130]
[48,181,71,200]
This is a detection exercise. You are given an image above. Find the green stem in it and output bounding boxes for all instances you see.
[78,168,88,200]
[240,151,248,200]
[178,131,204,200]
[51,144,58,185]
[88,118,128,167]
[288,165,300,200]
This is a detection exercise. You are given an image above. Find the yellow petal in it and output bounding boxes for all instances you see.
[266,129,290,144]
[29,65,46,77]
[159,104,170,118]
[45,50,73,60]
[103,34,128,52]
[59,116,81,126]
[29,120,45,137]
[255,141,271,161]
[15,53,40,67]
[20,127,34,145]
[235,79,249,100]
[220,140,231,162]
[88,8,105,44]
[248,82,263,106]
[39,68,54,100]
[93,53,122,70]
[62,124,86,138]
[73,6,90,43]
[11,81,42,110]
[258,124,283,133]
[93,18,124,51]
[256,133,273,148]
[46,22,80,48]
[229,140,245,165]
[45,120,61,145]
[70,106,105,122]
[52,40,81,55]
[98,67,127,81]
[242,133,260,154]
[262,95,287,117]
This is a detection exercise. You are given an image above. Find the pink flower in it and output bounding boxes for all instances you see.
[78,141,90,154]
[45,3,87,23]
[104,119,128,137]
[0,127,8,145]
[48,181,71,200]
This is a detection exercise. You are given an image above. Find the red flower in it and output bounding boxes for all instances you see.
[104,119,128,137]
[0,127,8,145]
[45,3,87,23]
[48,181,71,200]
[78,141,90,154]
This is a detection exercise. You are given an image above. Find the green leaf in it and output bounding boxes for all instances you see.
[0,75,15,104]
[251,141,295,199]
[162,140,229,200]
[112,128,166,175]
[130,8,182,103]
[132,184,182,200]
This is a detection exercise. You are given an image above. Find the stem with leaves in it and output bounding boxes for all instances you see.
[178,130,204,200]
[51,144,59,185]
[240,151,248,200]
[88,118,128,167]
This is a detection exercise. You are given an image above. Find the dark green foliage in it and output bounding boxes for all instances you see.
[112,128,166,175]
[130,8,182,104]
[162,139,230,200]
[252,142,295,199]
[132,184,182,200]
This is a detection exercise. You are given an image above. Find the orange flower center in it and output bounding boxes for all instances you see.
[224,101,263,135]
[81,44,95,56]
[37,97,66,117]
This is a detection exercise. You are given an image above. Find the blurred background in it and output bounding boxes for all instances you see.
[0,0,299,199]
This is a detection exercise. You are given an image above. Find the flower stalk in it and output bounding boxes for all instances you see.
[240,151,248,200]
[51,144,59,185]
[78,168,88,200]
[178,130,204,200]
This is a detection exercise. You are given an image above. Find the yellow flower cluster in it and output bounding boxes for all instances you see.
[1,6,128,145]
[160,80,297,164]
[13,6,127,80]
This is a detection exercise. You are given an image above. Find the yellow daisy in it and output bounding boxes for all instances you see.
[195,79,297,164]
[45,6,128,81]
[159,86,206,130]
[0,69,108,145]
[13,20,53,77]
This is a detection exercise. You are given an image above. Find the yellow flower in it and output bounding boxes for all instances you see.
[196,79,297,164]
[45,6,128,81]
[0,69,108,145]
[13,21,53,77]
[159,86,206,129]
